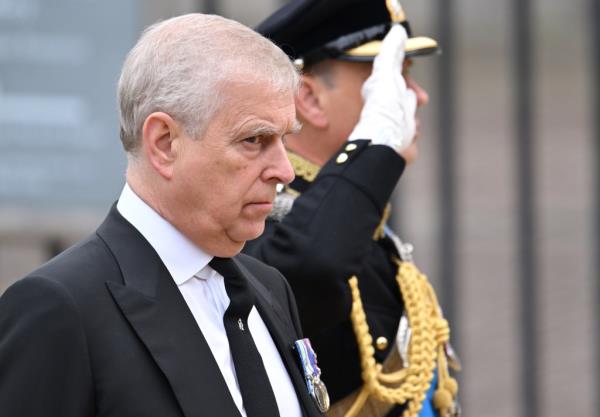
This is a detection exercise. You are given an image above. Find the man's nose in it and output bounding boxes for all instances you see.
[266,139,295,185]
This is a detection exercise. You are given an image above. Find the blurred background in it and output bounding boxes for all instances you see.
[0,0,597,416]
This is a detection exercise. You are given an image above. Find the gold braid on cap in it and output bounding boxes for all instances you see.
[344,258,459,417]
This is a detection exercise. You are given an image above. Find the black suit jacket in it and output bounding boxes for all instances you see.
[0,206,323,417]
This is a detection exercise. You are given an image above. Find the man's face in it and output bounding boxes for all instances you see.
[166,79,296,257]
[317,58,429,162]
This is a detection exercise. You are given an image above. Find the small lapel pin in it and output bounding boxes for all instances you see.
[238,318,245,331]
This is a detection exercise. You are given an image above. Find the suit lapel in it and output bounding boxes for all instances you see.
[98,206,241,417]
[234,258,322,417]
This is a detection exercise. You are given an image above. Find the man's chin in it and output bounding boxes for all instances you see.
[210,239,246,258]
[242,224,267,243]
[225,221,266,250]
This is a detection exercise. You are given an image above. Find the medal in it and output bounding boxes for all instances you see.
[294,338,330,413]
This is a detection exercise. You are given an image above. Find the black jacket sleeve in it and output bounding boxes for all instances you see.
[0,276,94,417]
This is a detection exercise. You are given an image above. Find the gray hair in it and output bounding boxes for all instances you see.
[117,13,299,153]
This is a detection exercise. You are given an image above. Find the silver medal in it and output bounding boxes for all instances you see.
[310,376,330,413]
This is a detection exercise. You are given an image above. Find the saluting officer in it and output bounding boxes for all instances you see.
[245,1,460,416]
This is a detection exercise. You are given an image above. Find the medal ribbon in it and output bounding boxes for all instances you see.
[294,339,321,392]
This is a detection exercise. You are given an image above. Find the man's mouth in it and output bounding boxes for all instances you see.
[244,200,274,215]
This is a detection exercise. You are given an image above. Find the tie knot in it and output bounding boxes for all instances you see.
[210,257,254,319]
[209,256,239,278]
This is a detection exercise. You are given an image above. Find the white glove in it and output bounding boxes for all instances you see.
[348,24,417,152]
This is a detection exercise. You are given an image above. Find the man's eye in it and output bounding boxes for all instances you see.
[243,136,261,144]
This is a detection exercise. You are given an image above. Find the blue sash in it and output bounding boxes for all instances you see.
[419,368,438,417]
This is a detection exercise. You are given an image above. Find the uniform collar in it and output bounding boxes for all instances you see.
[287,150,321,183]
[285,150,322,195]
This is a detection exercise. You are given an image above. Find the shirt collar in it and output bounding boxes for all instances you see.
[116,183,214,285]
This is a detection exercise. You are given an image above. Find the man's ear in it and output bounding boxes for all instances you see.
[141,112,182,180]
[295,75,329,129]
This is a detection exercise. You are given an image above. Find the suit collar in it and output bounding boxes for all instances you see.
[116,183,211,286]
[97,207,320,416]
[97,206,242,417]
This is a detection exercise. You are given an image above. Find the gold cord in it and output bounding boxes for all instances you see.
[344,260,458,417]
[372,204,392,241]
[287,150,321,182]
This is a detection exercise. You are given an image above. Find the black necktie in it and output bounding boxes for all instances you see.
[209,257,281,417]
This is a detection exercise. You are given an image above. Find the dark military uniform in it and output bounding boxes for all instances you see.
[245,140,406,402]
[246,1,458,416]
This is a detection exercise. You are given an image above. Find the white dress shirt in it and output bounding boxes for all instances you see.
[117,184,302,417]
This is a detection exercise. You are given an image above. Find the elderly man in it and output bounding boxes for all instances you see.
[245,1,460,416]
[0,14,327,417]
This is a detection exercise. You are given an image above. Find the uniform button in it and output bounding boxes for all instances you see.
[336,153,349,164]
[345,143,358,152]
[375,336,389,350]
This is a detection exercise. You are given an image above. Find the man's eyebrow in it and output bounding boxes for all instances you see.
[239,119,303,137]
[240,124,279,137]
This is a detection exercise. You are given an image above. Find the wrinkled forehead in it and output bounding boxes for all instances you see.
[218,71,297,105]
[209,76,297,132]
